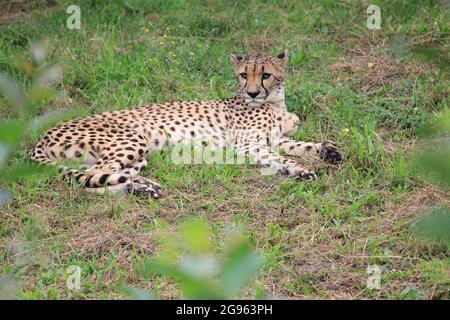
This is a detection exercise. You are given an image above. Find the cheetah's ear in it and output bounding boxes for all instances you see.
[274,50,288,68]
[230,53,243,67]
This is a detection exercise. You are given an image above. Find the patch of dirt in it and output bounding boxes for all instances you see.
[259,185,449,299]
[0,0,57,26]
[67,205,158,264]
[2,164,448,299]
[330,46,433,93]
[378,128,417,156]
[0,1,28,25]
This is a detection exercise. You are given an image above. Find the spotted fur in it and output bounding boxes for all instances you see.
[31,51,342,198]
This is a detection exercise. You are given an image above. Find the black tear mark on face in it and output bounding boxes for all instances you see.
[260,66,268,96]
[242,65,248,90]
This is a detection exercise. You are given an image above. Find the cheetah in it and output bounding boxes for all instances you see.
[31,50,342,199]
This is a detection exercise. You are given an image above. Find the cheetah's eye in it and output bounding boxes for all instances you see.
[239,73,247,79]
[262,73,271,80]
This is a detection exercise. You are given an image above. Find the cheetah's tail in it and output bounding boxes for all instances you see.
[31,140,130,191]
[31,140,53,165]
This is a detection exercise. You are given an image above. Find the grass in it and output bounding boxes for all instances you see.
[0,0,449,299]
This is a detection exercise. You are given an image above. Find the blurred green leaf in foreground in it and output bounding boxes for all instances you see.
[132,219,264,299]
[414,207,450,243]
[413,109,450,244]
[0,40,61,207]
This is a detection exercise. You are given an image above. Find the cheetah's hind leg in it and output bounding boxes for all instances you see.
[125,176,165,200]
[122,159,165,199]
[83,175,165,199]
[84,158,165,199]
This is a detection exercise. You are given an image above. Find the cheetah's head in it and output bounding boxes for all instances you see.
[230,50,288,107]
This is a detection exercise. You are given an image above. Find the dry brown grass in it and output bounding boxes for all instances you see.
[256,186,449,299]
[330,46,433,94]
[0,1,28,26]
[3,161,447,299]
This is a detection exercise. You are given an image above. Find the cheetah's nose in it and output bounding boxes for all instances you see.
[247,91,260,98]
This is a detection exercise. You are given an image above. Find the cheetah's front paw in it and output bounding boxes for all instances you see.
[319,141,343,164]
